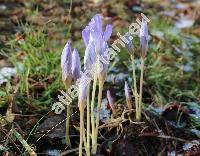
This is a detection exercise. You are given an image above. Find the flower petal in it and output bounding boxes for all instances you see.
[84,42,96,71]
[103,24,112,41]
[72,48,81,81]
[140,18,148,56]
[61,40,71,69]
[140,18,148,39]
[89,14,102,33]
[82,26,90,46]
[100,41,109,73]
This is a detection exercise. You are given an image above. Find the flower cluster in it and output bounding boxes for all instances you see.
[82,14,112,81]
[60,14,112,156]
[53,13,149,155]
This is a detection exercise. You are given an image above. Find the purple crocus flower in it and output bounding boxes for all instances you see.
[88,14,112,54]
[82,14,112,57]
[82,14,112,80]
[140,18,148,58]
[61,40,72,87]
[124,81,133,110]
[72,48,81,81]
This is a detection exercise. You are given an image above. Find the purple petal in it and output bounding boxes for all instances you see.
[140,18,148,39]
[90,29,104,55]
[140,36,148,56]
[82,26,90,46]
[89,14,102,33]
[61,40,71,68]
[72,48,81,81]
[61,41,72,82]
[100,42,109,73]
[140,18,148,55]
[84,42,96,71]
[103,24,112,41]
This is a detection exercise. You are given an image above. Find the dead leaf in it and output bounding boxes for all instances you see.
[36,115,66,138]
[5,84,20,123]
[193,27,200,36]
[0,59,11,69]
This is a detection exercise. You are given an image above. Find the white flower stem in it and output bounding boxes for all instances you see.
[130,55,139,120]
[86,83,91,155]
[91,74,98,153]
[79,103,84,156]
[92,79,104,154]
[83,122,90,156]
[65,86,71,147]
[66,105,71,146]
[139,57,145,121]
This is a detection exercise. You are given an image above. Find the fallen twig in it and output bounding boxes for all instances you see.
[139,133,188,142]
[61,147,83,155]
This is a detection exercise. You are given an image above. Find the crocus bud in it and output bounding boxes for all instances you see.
[78,75,89,109]
[107,90,115,112]
[140,18,148,58]
[82,26,90,46]
[124,81,133,110]
[61,41,72,88]
[72,48,81,81]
